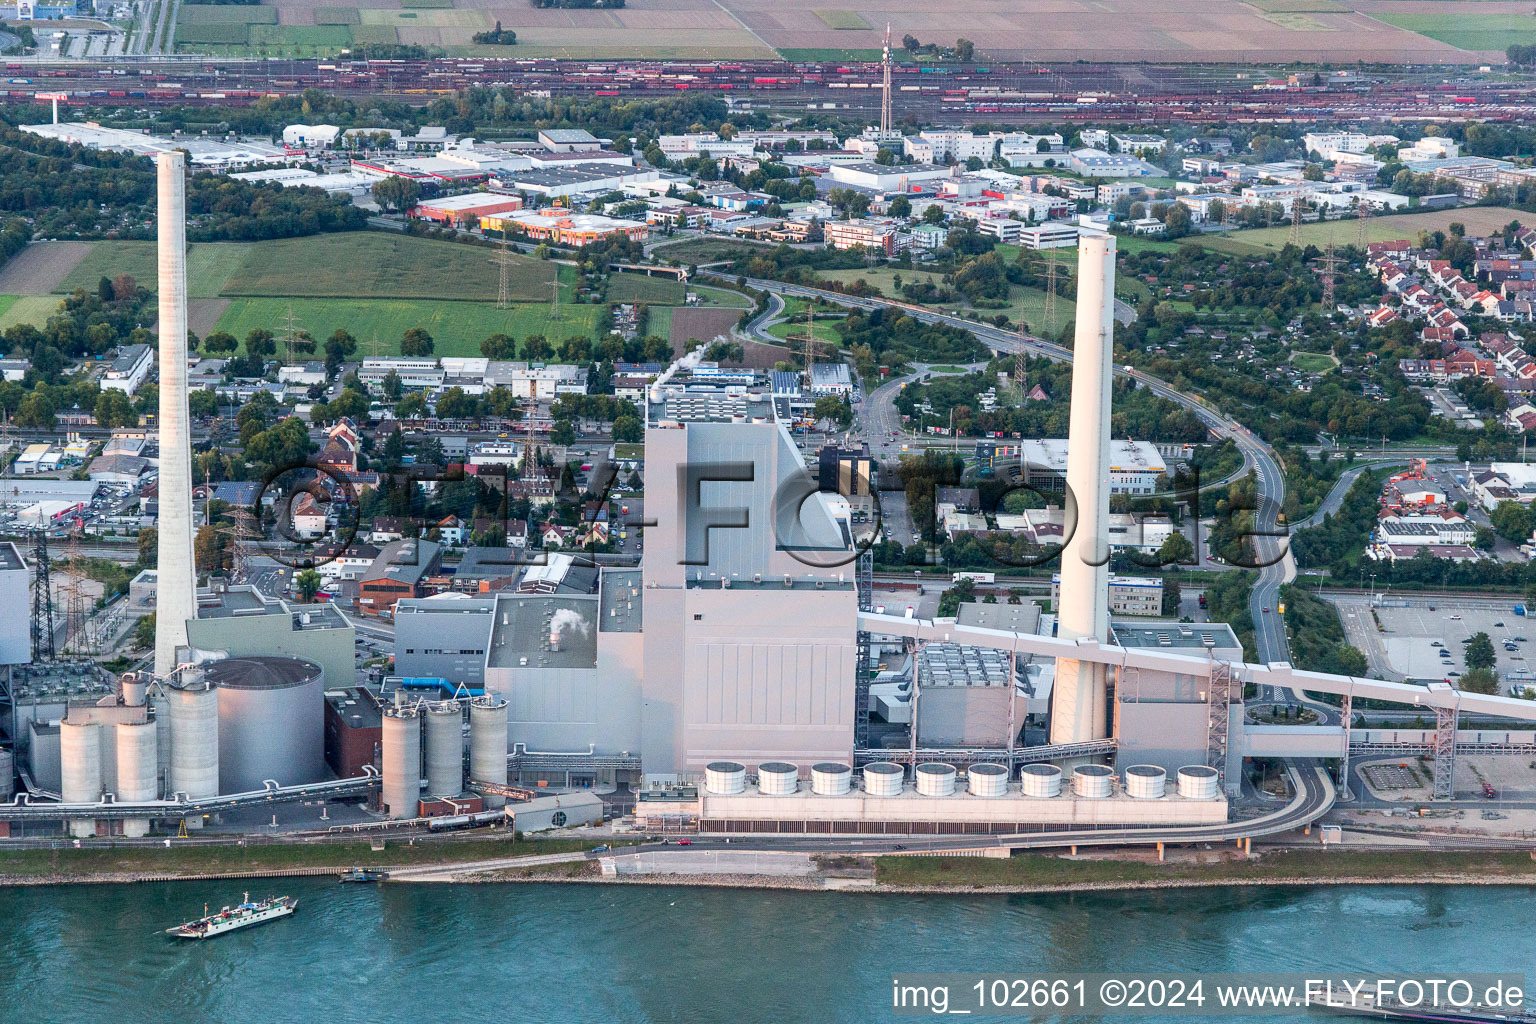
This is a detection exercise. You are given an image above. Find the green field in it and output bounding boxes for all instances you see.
[59,234,556,303]
[766,316,842,346]
[1291,351,1339,373]
[645,305,673,340]
[215,296,601,359]
[250,24,354,48]
[815,267,1077,333]
[175,22,252,45]
[176,4,276,23]
[814,9,868,29]
[650,236,776,266]
[0,294,60,330]
[1374,13,1536,52]
[1199,206,1529,257]
[607,273,687,304]
[400,0,454,7]
[351,25,401,45]
[313,7,361,25]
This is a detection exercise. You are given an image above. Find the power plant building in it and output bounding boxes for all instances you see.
[183,583,356,693]
[640,385,859,778]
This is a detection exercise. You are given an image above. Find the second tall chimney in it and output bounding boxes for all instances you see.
[154,151,197,679]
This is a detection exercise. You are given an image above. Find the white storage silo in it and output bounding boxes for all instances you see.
[381,707,422,819]
[1178,765,1221,800]
[1072,764,1114,799]
[115,721,158,838]
[0,746,13,800]
[915,762,957,797]
[469,696,508,809]
[209,656,324,794]
[60,720,101,838]
[757,762,798,796]
[705,761,746,795]
[1020,763,1063,798]
[811,762,852,796]
[967,762,1009,798]
[167,679,219,823]
[1124,764,1167,799]
[862,762,904,797]
[424,702,464,798]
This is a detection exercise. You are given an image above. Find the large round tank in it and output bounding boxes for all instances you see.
[862,762,904,797]
[915,762,957,797]
[208,656,325,794]
[757,762,798,796]
[1178,765,1221,800]
[0,746,12,801]
[1072,764,1114,799]
[167,680,219,803]
[1124,764,1167,799]
[1020,763,1063,798]
[60,720,101,838]
[115,721,158,838]
[120,673,147,708]
[469,697,508,809]
[381,707,422,819]
[968,762,1009,798]
[811,762,851,796]
[424,702,464,799]
[704,761,746,795]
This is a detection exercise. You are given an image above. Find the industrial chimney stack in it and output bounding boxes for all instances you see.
[1049,233,1117,745]
[154,151,197,679]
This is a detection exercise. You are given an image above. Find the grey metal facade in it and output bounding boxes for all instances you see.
[394,597,496,685]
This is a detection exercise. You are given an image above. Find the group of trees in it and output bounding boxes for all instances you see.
[471,21,518,44]
[1280,586,1367,676]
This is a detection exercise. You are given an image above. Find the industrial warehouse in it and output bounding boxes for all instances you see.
[7,148,1536,858]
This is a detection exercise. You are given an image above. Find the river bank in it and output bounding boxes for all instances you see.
[5,845,1536,893]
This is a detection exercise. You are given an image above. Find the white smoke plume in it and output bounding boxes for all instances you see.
[549,608,591,644]
[651,342,708,390]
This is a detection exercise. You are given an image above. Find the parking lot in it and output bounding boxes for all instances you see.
[1330,594,1536,690]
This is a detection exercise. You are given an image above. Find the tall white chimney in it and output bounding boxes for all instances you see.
[1050,233,1116,745]
[154,151,197,679]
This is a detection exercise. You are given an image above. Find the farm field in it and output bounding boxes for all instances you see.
[170,0,1497,59]
[0,295,62,331]
[606,273,687,305]
[1198,206,1529,256]
[669,306,743,350]
[0,242,92,295]
[1371,11,1536,53]
[56,233,556,302]
[214,297,603,359]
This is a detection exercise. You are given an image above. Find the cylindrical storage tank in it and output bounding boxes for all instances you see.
[424,702,464,798]
[208,656,325,794]
[811,762,852,796]
[1124,764,1167,799]
[862,762,905,797]
[914,762,957,797]
[60,720,101,838]
[1072,764,1114,799]
[757,761,798,796]
[381,708,422,819]
[0,746,12,800]
[469,697,508,809]
[121,674,147,708]
[704,761,746,795]
[1020,763,1063,798]
[115,721,158,838]
[167,681,219,806]
[968,762,1009,798]
[1178,765,1221,800]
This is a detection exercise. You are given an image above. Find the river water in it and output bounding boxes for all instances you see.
[0,881,1528,1023]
